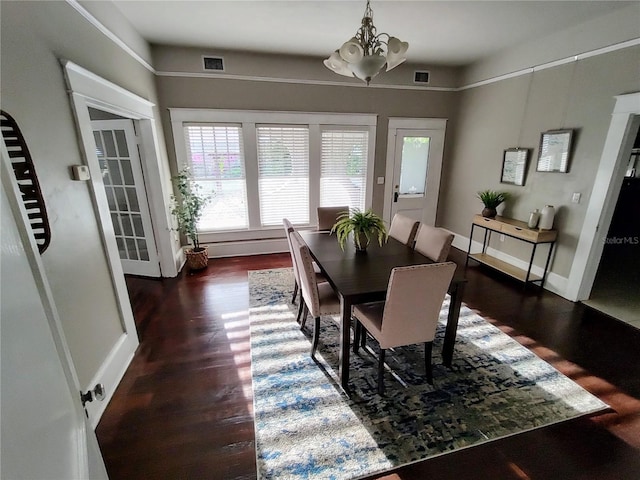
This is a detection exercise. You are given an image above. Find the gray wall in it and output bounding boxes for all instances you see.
[0,1,166,386]
[441,45,640,278]
[153,45,461,215]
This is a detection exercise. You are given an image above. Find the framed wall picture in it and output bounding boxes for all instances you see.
[537,129,573,173]
[501,148,530,186]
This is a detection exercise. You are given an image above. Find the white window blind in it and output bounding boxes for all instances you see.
[184,124,248,230]
[320,128,369,211]
[256,126,309,226]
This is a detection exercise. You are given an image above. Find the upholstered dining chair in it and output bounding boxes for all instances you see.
[317,206,349,232]
[352,262,456,395]
[283,219,325,323]
[289,230,341,358]
[414,225,455,262]
[388,213,420,246]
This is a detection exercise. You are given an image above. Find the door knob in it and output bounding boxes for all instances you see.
[393,192,399,203]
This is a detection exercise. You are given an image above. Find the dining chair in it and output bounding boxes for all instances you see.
[414,224,455,262]
[283,219,325,323]
[317,206,349,232]
[289,231,341,358]
[388,213,420,246]
[352,262,456,395]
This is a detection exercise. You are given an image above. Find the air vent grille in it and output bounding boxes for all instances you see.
[203,56,224,71]
[414,71,430,84]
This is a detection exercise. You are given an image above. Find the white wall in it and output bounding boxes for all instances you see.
[0,1,168,390]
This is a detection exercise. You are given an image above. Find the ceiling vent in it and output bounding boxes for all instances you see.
[413,71,430,84]
[202,56,224,72]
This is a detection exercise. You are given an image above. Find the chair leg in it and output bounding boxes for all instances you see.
[311,317,321,358]
[360,327,367,349]
[353,319,361,353]
[299,304,309,330]
[295,299,304,324]
[424,341,434,385]
[291,281,298,304]
[377,349,386,395]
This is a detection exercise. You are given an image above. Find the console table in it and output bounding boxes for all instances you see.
[465,215,557,289]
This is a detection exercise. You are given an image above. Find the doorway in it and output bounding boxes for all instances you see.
[383,118,446,226]
[90,109,160,277]
[583,126,640,328]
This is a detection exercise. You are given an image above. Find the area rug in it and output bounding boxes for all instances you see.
[249,268,608,480]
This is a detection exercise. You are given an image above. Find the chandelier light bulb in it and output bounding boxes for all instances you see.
[339,37,365,63]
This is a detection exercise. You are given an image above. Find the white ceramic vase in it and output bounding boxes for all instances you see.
[539,205,555,230]
[528,209,541,228]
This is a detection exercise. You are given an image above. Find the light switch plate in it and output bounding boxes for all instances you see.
[571,192,581,204]
[377,177,385,185]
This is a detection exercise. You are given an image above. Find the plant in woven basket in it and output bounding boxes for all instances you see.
[331,208,388,251]
[171,167,212,269]
[477,190,510,218]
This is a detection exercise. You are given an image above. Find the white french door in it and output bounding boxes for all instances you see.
[383,119,447,227]
[92,119,160,277]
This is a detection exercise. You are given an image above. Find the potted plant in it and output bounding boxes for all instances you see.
[331,208,388,251]
[171,167,212,271]
[477,190,510,218]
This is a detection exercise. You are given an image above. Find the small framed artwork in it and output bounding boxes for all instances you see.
[536,129,573,173]
[501,148,530,186]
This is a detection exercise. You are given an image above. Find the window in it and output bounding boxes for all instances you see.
[320,128,369,211]
[257,126,309,226]
[171,109,376,242]
[184,124,248,230]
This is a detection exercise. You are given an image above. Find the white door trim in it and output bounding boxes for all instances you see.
[566,92,640,301]
[383,118,447,225]
[61,60,177,424]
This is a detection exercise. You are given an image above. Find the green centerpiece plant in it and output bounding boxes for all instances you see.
[171,167,212,270]
[477,190,510,218]
[331,208,388,251]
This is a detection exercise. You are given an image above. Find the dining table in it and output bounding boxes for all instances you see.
[299,230,467,393]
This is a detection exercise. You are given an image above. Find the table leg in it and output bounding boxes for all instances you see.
[443,282,465,367]
[339,295,352,392]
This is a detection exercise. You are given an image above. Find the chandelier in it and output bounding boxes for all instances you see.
[324,0,409,85]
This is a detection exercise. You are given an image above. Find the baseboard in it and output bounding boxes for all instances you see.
[84,332,138,428]
[202,238,288,258]
[451,233,569,298]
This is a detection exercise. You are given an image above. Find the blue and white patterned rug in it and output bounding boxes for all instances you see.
[249,268,608,480]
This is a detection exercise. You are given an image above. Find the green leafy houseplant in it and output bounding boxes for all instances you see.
[331,208,388,251]
[477,190,510,218]
[171,167,211,257]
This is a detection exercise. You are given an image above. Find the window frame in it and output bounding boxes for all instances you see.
[170,109,376,243]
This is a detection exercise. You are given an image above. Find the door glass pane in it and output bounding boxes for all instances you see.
[137,239,149,261]
[121,214,134,236]
[105,187,116,211]
[126,187,139,212]
[114,130,129,157]
[131,214,144,236]
[126,238,138,260]
[114,187,128,211]
[121,159,134,185]
[399,137,430,195]
[111,213,122,236]
[103,131,117,157]
[116,237,127,260]
[108,159,123,185]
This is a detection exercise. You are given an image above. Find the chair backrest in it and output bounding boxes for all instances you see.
[388,213,420,246]
[414,225,455,262]
[289,231,321,316]
[378,262,456,349]
[283,218,301,285]
[317,206,349,232]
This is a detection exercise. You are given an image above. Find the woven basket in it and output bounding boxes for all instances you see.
[185,246,209,271]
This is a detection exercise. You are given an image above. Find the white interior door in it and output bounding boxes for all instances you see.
[1,150,108,479]
[384,122,446,227]
[92,119,160,277]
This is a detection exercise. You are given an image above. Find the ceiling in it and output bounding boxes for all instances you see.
[111,1,633,66]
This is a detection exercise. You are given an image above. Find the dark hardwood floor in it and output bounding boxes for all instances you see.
[96,248,640,480]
